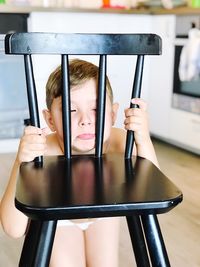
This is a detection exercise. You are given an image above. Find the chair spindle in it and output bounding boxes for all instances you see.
[62,55,71,159]
[125,55,144,159]
[95,55,107,158]
[24,54,42,164]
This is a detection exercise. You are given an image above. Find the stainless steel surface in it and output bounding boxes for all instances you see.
[0,34,29,140]
[175,15,200,36]
[173,22,200,114]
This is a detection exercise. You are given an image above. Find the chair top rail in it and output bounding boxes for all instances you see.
[5,32,162,55]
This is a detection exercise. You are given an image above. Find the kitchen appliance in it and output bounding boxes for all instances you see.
[164,15,200,156]
[0,13,29,149]
[172,15,200,114]
[0,34,29,139]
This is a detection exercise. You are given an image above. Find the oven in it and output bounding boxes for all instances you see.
[0,13,29,143]
[0,34,29,140]
[172,16,200,114]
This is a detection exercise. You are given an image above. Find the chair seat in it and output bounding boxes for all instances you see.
[16,153,182,221]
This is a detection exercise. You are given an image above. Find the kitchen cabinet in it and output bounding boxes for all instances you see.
[169,109,200,154]
[0,13,29,153]
[0,13,28,33]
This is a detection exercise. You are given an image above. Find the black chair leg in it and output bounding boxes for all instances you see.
[142,214,171,267]
[126,216,150,267]
[19,220,57,267]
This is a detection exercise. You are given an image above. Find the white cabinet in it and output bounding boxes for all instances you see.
[169,108,200,154]
[28,12,152,33]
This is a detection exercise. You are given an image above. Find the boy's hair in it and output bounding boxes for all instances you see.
[46,58,113,110]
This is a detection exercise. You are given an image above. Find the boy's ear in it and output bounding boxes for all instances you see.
[42,109,55,132]
[111,103,119,125]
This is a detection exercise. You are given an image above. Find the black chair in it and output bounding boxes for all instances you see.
[5,33,182,267]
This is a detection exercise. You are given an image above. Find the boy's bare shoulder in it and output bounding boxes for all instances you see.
[109,127,126,153]
[45,133,63,156]
[110,127,137,156]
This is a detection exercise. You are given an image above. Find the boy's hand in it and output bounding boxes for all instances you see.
[124,98,150,146]
[16,126,49,164]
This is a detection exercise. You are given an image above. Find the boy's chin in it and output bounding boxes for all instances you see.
[72,145,95,155]
[71,139,110,155]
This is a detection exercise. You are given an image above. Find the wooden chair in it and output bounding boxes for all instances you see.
[5,33,182,267]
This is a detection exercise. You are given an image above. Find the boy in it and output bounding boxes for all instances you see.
[0,59,158,267]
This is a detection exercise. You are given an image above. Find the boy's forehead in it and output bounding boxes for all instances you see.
[71,80,97,95]
[52,79,112,104]
[71,79,97,90]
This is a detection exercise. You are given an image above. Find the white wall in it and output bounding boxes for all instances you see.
[148,15,176,138]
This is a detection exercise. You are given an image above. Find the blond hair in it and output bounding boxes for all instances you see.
[46,59,113,110]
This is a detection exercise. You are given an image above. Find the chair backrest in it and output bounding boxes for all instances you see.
[5,33,162,161]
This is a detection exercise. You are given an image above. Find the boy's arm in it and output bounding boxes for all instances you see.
[124,98,159,168]
[0,126,47,238]
[133,138,159,168]
[0,159,29,238]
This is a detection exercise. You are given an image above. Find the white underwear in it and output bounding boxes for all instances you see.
[57,218,109,231]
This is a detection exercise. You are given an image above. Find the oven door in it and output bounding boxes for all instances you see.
[0,35,29,139]
[172,37,200,114]
[173,37,200,97]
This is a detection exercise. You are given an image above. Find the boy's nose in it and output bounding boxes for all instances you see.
[80,121,91,126]
[79,114,93,126]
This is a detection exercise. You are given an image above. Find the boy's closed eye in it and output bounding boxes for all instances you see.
[71,109,96,113]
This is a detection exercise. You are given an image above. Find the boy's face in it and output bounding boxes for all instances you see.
[44,79,118,155]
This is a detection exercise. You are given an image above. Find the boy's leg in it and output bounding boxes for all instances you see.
[50,225,86,267]
[85,217,120,267]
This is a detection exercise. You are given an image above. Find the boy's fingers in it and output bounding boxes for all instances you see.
[31,135,46,144]
[24,126,43,135]
[41,127,52,136]
[21,134,46,148]
[124,123,140,131]
[124,116,142,125]
[131,98,147,111]
[124,107,143,117]
[124,99,147,117]
[27,143,47,151]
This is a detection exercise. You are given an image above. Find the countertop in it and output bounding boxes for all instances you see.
[0,4,200,15]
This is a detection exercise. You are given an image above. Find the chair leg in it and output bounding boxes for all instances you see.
[126,216,150,267]
[19,220,57,267]
[141,214,171,267]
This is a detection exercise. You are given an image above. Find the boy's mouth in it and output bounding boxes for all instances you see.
[77,133,95,140]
